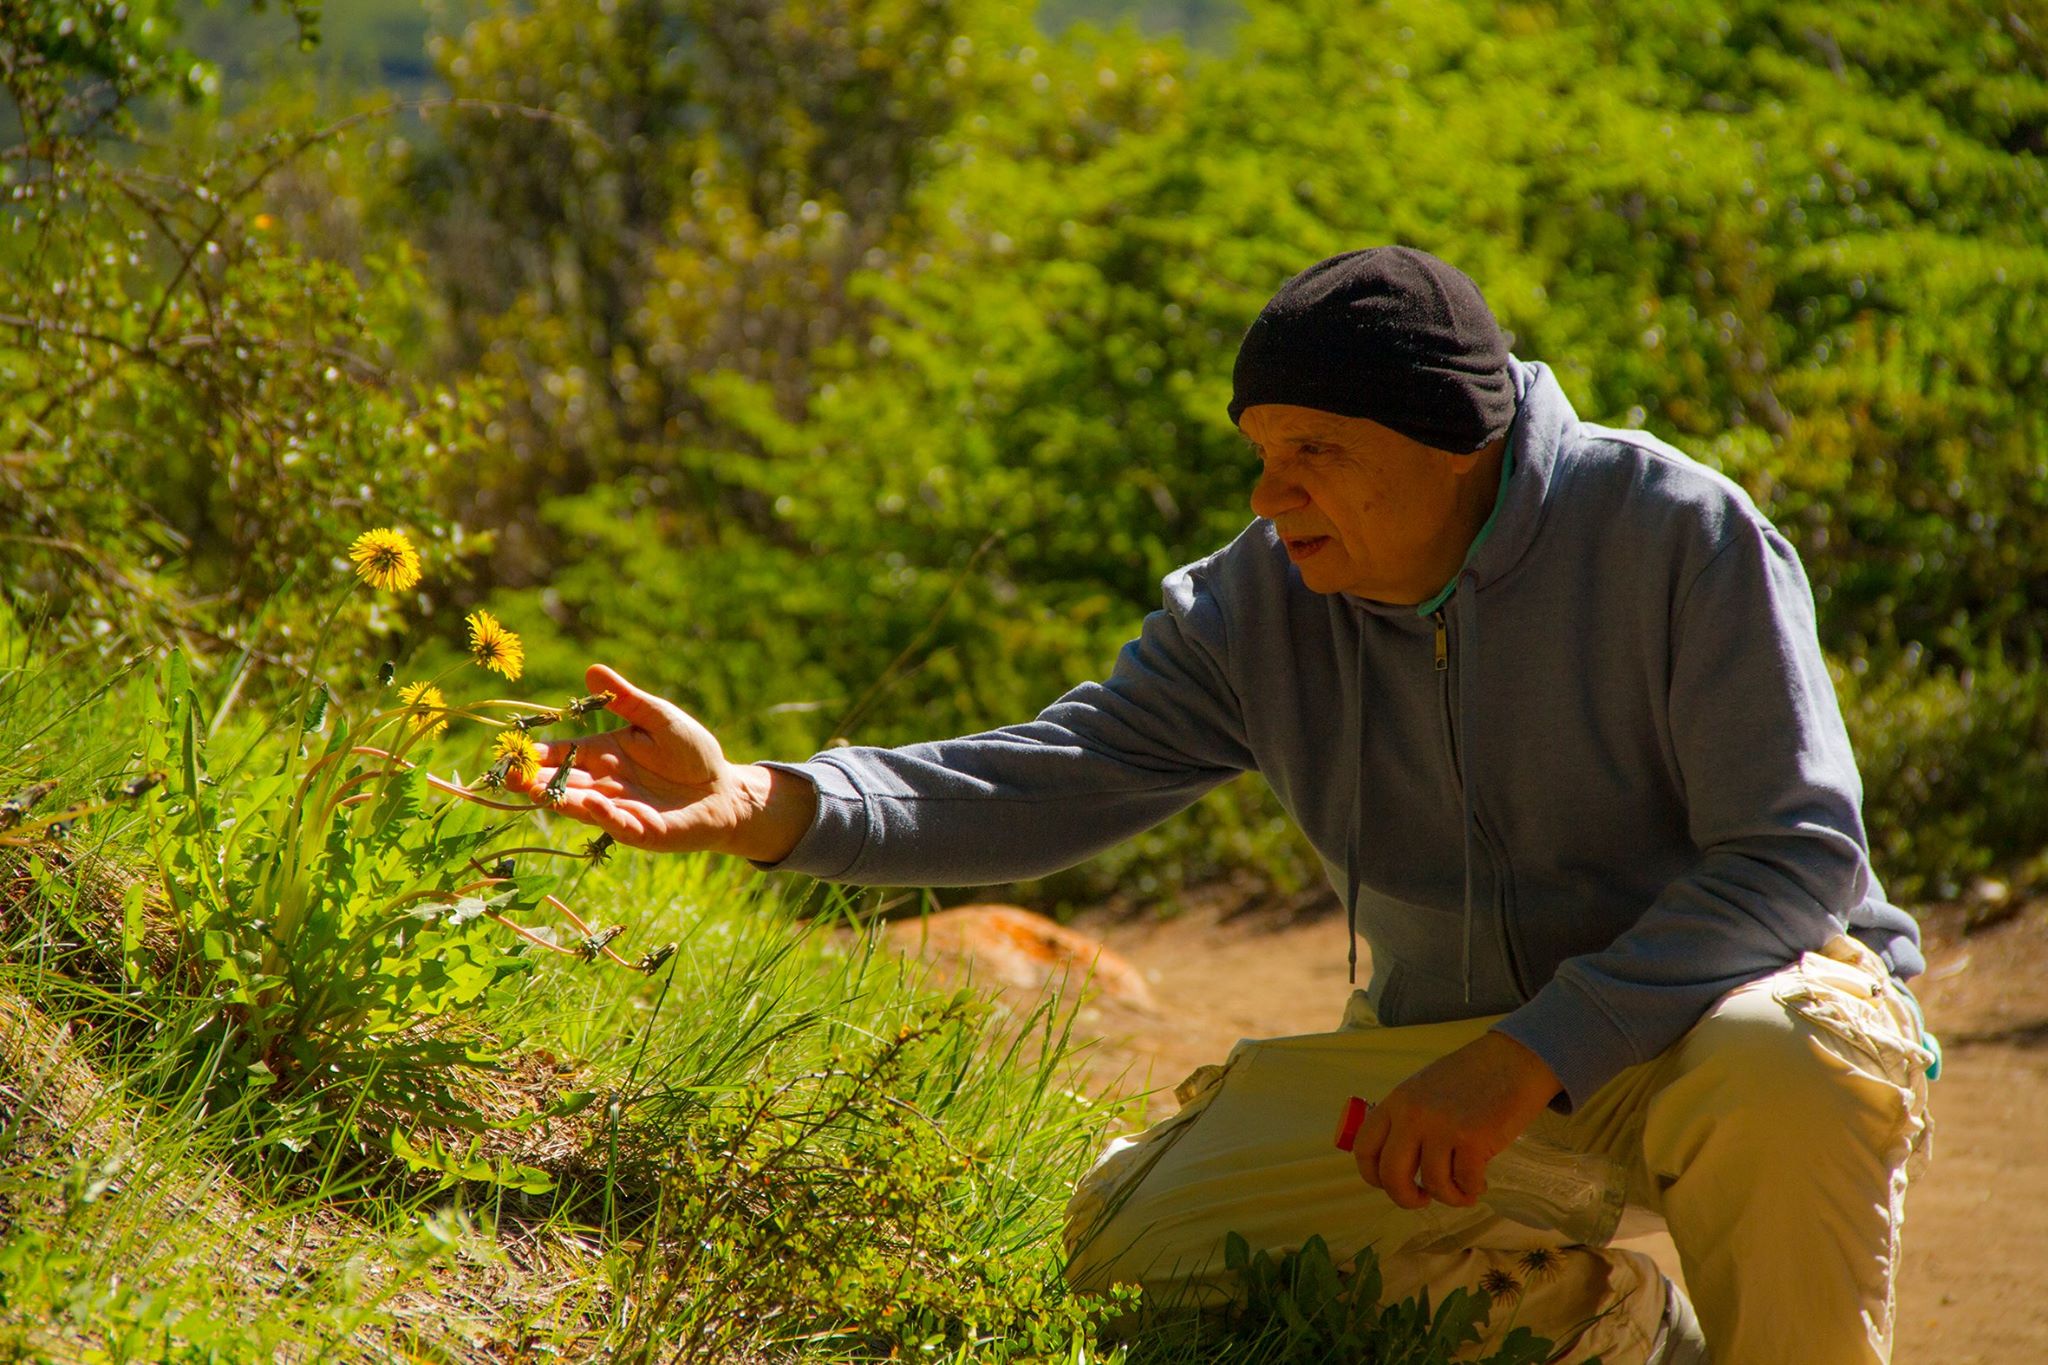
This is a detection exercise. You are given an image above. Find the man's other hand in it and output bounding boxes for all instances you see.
[510,664,817,863]
[1350,1030,1563,1210]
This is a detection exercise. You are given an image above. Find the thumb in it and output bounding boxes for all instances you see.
[586,663,672,729]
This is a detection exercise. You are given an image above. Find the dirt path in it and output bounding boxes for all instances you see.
[1044,889,2048,1364]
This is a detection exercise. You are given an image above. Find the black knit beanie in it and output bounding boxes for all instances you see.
[1228,246,1516,454]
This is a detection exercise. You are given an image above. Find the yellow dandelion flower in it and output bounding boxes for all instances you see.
[348,528,422,592]
[397,681,449,739]
[491,728,542,787]
[465,609,524,681]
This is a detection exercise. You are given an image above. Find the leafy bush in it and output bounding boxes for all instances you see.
[19,0,2048,905]
[0,2,485,685]
[1837,651,2048,900]
[368,0,2048,906]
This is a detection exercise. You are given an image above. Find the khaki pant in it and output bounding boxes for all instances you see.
[1064,936,1935,1364]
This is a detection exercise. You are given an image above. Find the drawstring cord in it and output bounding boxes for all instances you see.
[1347,618,1366,985]
[1457,575,1478,1004]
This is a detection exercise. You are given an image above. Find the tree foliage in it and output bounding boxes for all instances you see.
[1,1,482,679]
[7,0,2045,899]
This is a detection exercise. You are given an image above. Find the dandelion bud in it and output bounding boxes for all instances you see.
[514,709,563,733]
[0,781,57,831]
[541,744,576,806]
[585,832,615,864]
[635,942,677,974]
[115,771,165,800]
[490,857,515,880]
[578,924,625,962]
[565,691,616,718]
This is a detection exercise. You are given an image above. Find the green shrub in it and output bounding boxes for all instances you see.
[1839,651,2048,901]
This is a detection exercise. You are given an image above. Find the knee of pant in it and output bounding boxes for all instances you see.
[1671,997,1899,1139]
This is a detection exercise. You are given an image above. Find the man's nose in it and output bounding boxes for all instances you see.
[1249,466,1306,520]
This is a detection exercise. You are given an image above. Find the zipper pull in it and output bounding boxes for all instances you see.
[1433,612,1449,672]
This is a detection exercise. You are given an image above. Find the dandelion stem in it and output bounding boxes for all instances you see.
[547,893,638,968]
[424,775,533,812]
[380,876,505,915]
[473,843,594,863]
[0,795,121,843]
[318,767,405,825]
[342,746,535,811]
[286,580,359,759]
[487,911,578,957]
[458,869,635,967]
[539,889,597,937]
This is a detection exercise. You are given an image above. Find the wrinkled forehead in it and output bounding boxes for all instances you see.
[1237,403,1376,446]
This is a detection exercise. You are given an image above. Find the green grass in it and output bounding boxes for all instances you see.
[0,637,1144,1361]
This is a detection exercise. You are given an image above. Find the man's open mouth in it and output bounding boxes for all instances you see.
[1283,535,1331,561]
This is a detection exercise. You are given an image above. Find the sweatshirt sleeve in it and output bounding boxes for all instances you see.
[1493,517,1869,1110]
[753,564,1256,885]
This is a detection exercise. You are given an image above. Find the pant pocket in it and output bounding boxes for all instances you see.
[1771,938,1933,1091]
[1770,937,1935,1177]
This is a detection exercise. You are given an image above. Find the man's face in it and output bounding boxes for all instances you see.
[1240,403,1486,604]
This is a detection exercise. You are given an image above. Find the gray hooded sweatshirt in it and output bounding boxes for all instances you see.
[762,357,1924,1109]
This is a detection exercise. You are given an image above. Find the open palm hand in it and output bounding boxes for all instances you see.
[513,664,779,856]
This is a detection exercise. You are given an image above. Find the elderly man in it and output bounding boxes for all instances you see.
[520,247,1936,1363]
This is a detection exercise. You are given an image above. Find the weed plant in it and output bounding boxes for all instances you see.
[0,579,1132,1358]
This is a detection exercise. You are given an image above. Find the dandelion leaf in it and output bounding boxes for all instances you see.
[300,684,331,734]
[444,895,491,927]
[1483,1326,1556,1365]
[370,765,427,838]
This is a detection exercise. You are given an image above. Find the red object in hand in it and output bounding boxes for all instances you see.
[1333,1095,1370,1152]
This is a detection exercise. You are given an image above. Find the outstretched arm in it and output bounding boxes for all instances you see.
[748,566,1256,886]
[525,564,1256,887]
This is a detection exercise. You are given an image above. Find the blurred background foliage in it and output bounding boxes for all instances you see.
[5,0,2045,907]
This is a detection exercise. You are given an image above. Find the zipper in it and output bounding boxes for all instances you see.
[1431,604,1534,1001]
[1432,609,1456,771]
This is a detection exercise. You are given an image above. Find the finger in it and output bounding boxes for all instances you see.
[543,786,649,842]
[1378,1131,1429,1210]
[1451,1146,1490,1203]
[1352,1107,1392,1189]
[522,744,573,779]
[534,736,623,771]
[517,766,611,796]
[546,745,629,781]
[1419,1143,1470,1208]
[587,664,674,731]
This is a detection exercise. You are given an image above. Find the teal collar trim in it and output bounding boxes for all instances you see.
[1414,433,1516,617]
